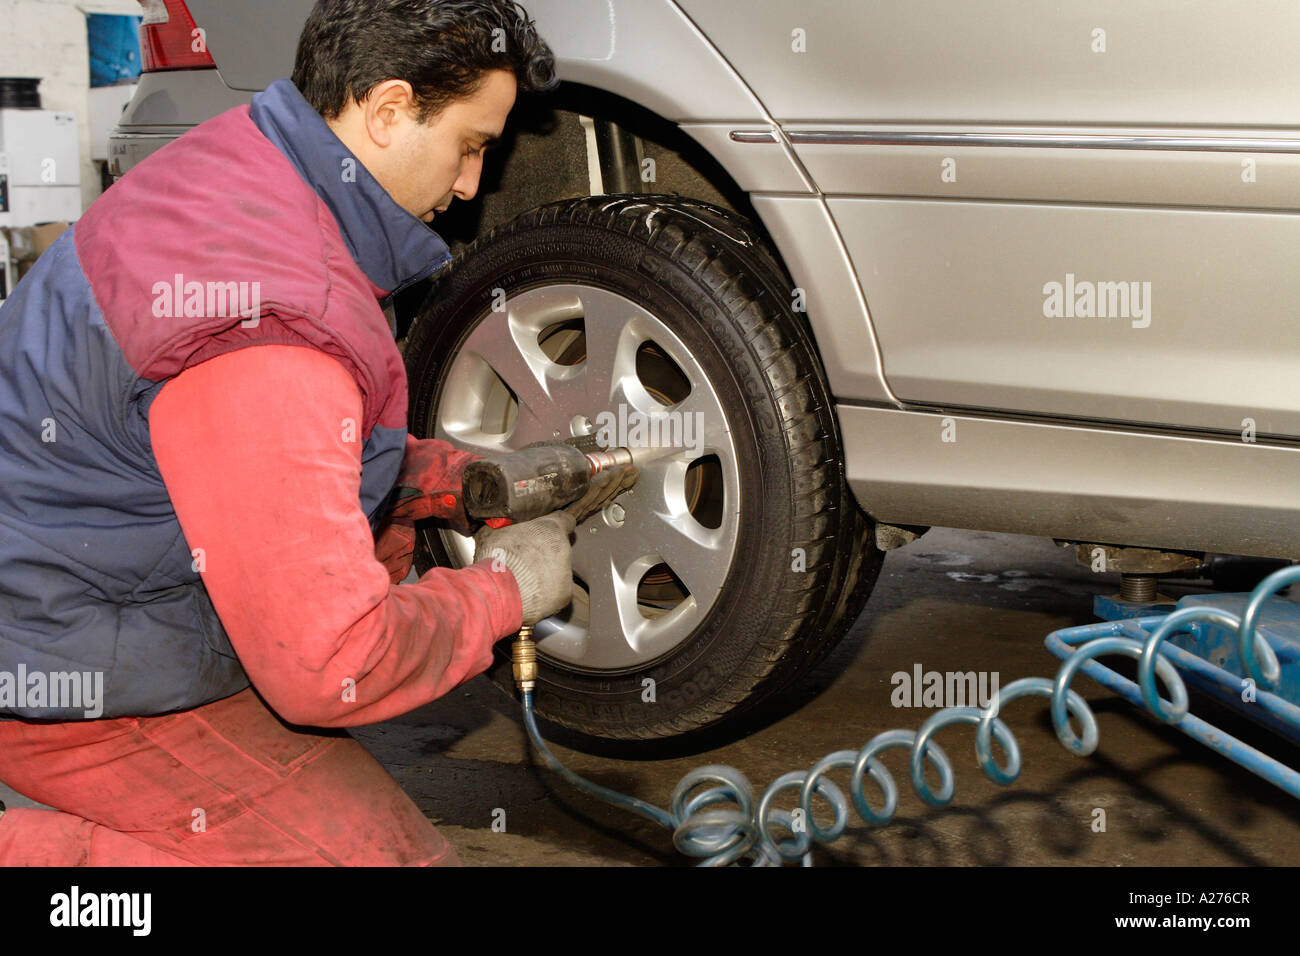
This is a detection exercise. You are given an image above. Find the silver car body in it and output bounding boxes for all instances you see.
[112,0,1300,558]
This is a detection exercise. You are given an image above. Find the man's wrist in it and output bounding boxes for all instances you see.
[464,559,523,634]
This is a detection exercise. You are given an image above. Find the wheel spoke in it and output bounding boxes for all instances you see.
[669,387,733,458]
[616,477,730,604]
[579,297,662,416]
[459,311,555,445]
[431,432,508,460]
[580,552,651,666]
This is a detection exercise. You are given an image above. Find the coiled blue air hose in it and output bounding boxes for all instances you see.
[519,565,1300,866]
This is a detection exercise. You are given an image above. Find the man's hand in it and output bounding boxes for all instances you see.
[563,464,639,524]
[460,464,637,611]
[388,436,481,533]
[474,512,577,625]
[374,517,418,585]
[375,436,481,584]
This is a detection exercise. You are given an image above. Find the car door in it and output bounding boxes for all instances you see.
[677,0,1300,439]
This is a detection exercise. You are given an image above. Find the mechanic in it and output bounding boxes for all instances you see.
[0,0,608,865]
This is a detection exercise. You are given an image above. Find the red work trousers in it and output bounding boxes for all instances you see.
[0,687,458,866]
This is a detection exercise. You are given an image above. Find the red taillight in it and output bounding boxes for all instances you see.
[137,0,216,72]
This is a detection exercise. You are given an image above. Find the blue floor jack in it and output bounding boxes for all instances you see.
[1059,564,1300,797]
[518,564,1300,864]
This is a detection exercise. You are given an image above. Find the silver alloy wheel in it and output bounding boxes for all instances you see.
[431,284,741,672]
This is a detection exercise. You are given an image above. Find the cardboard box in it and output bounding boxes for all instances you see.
[32,220,68,256]
[3,226,35,264]
[3,220,71,283]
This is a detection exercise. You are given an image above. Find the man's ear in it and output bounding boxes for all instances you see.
[361,78,419,149]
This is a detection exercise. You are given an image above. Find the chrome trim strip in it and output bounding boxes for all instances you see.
[729,129,779,144]
[776,130,1300,153]
[730,129,1300,153]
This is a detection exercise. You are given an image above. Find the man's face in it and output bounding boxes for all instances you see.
[342,69,517,224]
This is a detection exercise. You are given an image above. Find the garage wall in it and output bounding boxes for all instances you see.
[0,0,141,211]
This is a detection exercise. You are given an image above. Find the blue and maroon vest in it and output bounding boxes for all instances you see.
[0,79,450,719]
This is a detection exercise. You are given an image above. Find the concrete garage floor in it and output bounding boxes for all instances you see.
[370,527,1300,866]
[3,528,1296,866]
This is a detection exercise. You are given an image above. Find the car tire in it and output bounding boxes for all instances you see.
[406,194,883,746]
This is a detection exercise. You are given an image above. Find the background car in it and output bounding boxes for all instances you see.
[111,0,1300,746]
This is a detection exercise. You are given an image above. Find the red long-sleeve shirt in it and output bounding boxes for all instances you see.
[148,344,522,727]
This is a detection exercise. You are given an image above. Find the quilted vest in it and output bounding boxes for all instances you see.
[0,79,450,719]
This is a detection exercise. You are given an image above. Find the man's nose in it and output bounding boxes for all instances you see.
[453,156,483,202]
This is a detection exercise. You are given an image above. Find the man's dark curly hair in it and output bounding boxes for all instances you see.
[292,0,558,122]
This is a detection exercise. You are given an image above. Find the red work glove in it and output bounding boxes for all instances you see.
[374,518,418,585]
[390,435,482,529]
[373,435,482,584]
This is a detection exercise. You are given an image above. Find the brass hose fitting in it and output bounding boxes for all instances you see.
[512,624,537,693]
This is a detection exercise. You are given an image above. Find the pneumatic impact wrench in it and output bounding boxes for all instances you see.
[461,436,677,692]
[461,435,667,524]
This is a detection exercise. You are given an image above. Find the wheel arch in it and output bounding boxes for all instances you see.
[393,79,881,523]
